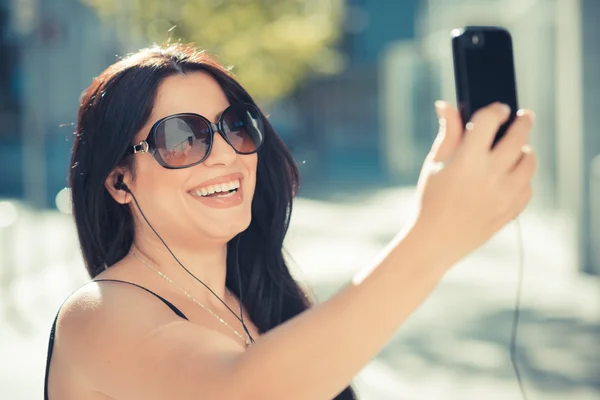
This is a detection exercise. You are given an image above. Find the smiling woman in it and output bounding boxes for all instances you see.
[43,42,357,400]
[43,41,536,400]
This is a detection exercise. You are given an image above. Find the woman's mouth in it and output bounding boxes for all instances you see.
[189,178,241,198]
[188,178,243,208]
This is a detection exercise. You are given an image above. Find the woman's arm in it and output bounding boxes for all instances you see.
[234,221,450,399]
[231,102,536,399]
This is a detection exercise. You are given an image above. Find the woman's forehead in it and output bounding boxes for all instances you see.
[152,72,230,122]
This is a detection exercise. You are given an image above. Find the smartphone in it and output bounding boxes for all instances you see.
[451,26,519,148]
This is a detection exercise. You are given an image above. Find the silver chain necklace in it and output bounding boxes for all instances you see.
[130,251,252,348]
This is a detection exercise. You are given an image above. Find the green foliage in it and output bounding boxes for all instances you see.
[83,0,345,101]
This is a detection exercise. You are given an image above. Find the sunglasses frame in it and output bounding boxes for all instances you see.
[125,102,264,169]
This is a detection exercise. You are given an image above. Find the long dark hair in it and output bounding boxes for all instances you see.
[70,43,356,399]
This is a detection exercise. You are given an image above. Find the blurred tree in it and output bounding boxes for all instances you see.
[82,0,345,101]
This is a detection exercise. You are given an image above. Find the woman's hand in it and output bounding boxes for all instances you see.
[413,101,536,267]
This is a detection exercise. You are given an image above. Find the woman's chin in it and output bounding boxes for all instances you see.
[195,216,252,243]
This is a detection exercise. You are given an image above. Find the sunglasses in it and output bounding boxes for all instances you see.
[126,103,264,169]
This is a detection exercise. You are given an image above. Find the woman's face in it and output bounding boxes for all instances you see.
[124,72,258,246]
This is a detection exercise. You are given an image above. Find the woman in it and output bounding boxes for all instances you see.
[44,43,535,400]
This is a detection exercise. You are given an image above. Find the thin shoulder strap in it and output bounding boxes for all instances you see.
[93,279,188,319]
[44,279,188,400]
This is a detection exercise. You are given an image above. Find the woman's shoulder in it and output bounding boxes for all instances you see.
[54,271,246,361]
[55,279,179,352]
[58,278,178,330]
[50,278,185,390]
[51,278,247,399]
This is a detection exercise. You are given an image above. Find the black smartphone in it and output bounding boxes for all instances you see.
[451,26,519,148]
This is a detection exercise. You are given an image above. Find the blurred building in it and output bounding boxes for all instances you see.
[288,0,600,274]
[283,0,424,185]
[0,0,22,195]
[417,0,600,274]
[0,0,121,209]
[0,0,598,273]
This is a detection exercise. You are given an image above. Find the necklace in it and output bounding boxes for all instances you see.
[130,251,252,348]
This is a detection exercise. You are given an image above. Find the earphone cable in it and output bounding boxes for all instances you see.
[233,235,255,344]
[510,216,528,400]
[126,187,254,343]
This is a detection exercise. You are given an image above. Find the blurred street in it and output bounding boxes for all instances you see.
[1,185,598,399]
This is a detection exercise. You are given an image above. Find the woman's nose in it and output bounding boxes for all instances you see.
[203,131,236,166]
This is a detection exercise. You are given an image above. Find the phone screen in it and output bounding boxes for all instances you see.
[452,26,519,146]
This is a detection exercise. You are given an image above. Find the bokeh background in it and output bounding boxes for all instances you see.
[1,0,599,399]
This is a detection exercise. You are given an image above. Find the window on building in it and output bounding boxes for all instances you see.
[0,6,22,140]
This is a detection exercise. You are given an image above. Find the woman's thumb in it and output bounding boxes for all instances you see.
[430,101,463,162]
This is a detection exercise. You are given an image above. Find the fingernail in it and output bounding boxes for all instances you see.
[521,144,533,154]
[435,100,446,118]
[517,109,535,122]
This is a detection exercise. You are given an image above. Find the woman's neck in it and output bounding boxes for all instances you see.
[129,236,229,302]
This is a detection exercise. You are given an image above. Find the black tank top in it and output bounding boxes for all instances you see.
[43,279,189,400]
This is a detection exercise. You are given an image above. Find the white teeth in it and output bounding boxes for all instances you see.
[191,179,241,197]
[216,190,236,198]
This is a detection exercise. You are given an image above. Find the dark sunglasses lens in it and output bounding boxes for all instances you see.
[155,116,210,167]
[221,104,264,154]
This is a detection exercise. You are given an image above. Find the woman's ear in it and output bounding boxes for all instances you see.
[104,169,132,204]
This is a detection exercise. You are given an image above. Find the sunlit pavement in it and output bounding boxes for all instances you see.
[0,186,599,399]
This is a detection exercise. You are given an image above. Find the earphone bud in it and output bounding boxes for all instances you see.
[114,174,129,192]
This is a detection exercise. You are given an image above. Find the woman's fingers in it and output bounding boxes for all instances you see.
[461,102,512,154]
[504,145,537,194]
[430,101,465,163]
[415,100,538,267]
[490,109,535,174]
